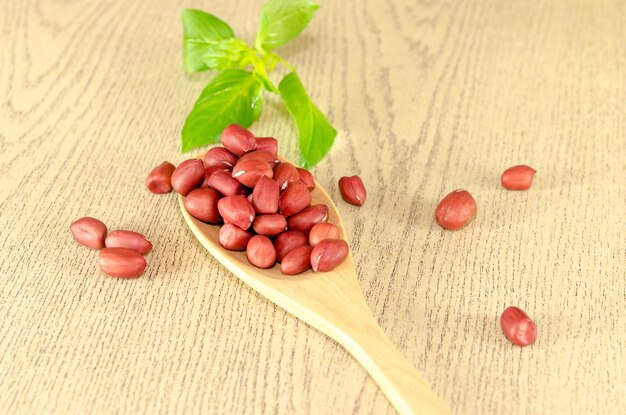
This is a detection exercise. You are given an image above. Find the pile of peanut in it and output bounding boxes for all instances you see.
[159,124,365,274]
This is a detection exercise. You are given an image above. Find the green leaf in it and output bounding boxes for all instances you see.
[255,0,320,51]
[278,72,336,167]
[182,69,263,152]
[182,9,244,72]
[190,38,251,72]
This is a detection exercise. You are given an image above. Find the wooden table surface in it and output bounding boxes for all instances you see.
[1,0,624,413]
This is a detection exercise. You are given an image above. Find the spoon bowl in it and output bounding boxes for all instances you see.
[179,156,451,415]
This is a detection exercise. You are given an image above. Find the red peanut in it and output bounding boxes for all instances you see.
[218,195,255,230]
[239,150,280,166]
[310,239,349,272]
[338,176,366,206]
[279,181,311,217]
[309,223,340,247]
[246,235,276,269]
[255,137,278,156]
[99,247,147,278]
[297,167,315,191]
[500,306,537,346]
[202,165,229,188]
[251,176,279,214]
[221,124,256,155]
[70,217,107,249]
[171,159,205,196]
[203,147,238,169]
[287,204,328,235]
[253,214,287,236]
[280,245,313,275]
[219,224,252,250]
[274,231,308,262]
[232,158,273,188]
[105,230,152,255]
[184,188,221,223]
[208,170,243,197]
[146,161,175,194]
[501,165,537,190]
[435,189,477,230]
[273,162,300,190]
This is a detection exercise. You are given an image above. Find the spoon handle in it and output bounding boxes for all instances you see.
[325,306,452,414]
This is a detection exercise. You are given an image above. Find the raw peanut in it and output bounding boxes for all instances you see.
[273,162,300,190]
[501,165,537,190]
[70,217,107,249]
[338,175,367,206]
[280,245,313,275]
[309,223,340,247]
[221,124,256,156]
[219,224,252,251]
[287,204,328,235]
[274,231,308,262]
[217,195,255,230]
[279,182,312,217]
[232,158,273,188]
[208,170,243,197]
[435,189,477,230]
[203,147,238,169]
[251,176,279,214]
[255,137,278,156]
[253,214,287,236]
[247,193,254,204]
[297,167,315,191]
[184,188,221,223]
[105,230,153,255]
[239,150,280,167]
[202,165,230,188]
[500,306,537,346]
[99,247,147,278]
[310,239,349,272]
[171,159,205,196]
[246,235,276,269]
[146,161,175,194]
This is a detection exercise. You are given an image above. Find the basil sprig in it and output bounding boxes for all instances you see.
[181,0,336,167]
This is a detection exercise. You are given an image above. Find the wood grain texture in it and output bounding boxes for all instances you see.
[0,0,624,414]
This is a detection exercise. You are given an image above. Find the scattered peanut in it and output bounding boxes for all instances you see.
[105,230,153,255]
[501,165,537,190]
[70,217,107,250]
[435,189,477,230]
[500,306,537,346]
[338,175,366,206]
[99,247,147,278]
[146,161,175,194]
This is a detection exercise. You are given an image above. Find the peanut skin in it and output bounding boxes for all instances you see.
[171,159,205,196]
[246,235,276,269]
[501,165,537,190]
[310,239,349,272]
[500,306,537,346]
[280,245,313,275]
[435,189,477,230]
[146,161,175,194]
[338,176,366,206]
[70,217,107,249]
[221,124,256,156]
[105,230,153,255]
[99,247,147,278]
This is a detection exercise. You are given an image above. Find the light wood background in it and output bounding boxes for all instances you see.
[1,0,624,414]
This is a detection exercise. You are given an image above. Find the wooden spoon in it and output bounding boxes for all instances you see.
[178,161,451,415]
